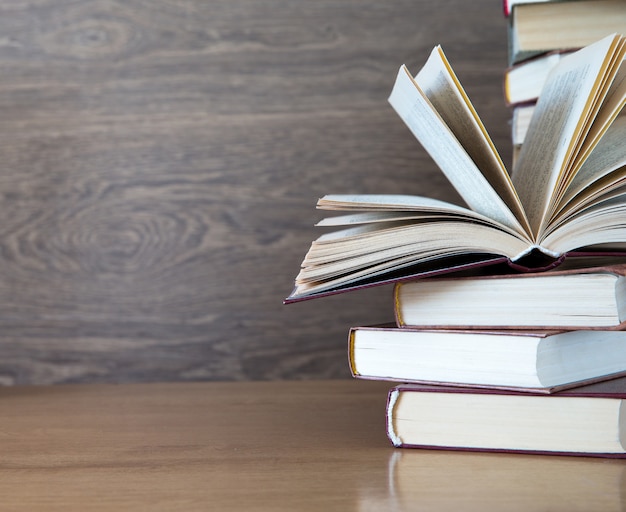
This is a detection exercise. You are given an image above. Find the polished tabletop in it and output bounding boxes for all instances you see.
[0,379,623,511]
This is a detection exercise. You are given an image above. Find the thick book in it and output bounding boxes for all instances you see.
[394,264,626,330]
[508,0,626,64]
[386,377,626,457]
[348,324,626,393]
[285,35,626,303]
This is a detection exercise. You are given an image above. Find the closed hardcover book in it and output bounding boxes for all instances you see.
[386,377,626,457]
[349,324,626,393]
[508,0,626,64]
[394,264,626,330]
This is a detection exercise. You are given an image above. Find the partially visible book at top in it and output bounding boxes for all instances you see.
[504,0,625,157]
[502,0,591,18]
[285,34,626,304]
[507,0,626,65]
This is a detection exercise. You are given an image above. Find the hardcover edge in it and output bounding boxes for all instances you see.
[284,252,626,304]
[352,369,626,395]
[387,442,626,459]
[284,256,510,304]
[386,388,401,447]
[347,329,358,378]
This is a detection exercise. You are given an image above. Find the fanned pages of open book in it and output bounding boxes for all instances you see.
[286,34,626,303]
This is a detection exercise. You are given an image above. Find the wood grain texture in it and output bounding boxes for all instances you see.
[0,379,624,511]
[0,0,512,383]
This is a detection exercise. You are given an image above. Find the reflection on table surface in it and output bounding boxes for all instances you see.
[0,379,623,511]
[358,449,626,512]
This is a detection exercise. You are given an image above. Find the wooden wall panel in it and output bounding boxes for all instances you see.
[0,0,511,383]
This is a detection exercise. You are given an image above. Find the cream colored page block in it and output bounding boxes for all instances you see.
[515,0,626,52]
[397,273,621,327]
[568,49,626,176]
[555,39,626,207]
[392,392,626,453]
[558,115,626,214]
[512,35,620,236]
[414,47,528,232]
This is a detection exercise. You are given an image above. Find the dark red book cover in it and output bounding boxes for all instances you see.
[284,251,626,304]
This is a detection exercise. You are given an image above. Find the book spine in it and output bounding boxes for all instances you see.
[386,388,402,447]
[347,329,358,378]
[393,283,405,328]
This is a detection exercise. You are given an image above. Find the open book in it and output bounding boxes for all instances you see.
[286,34,626,302]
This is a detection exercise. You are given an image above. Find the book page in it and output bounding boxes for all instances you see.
[559,49,626,189]
[414,47,529,233]
[553,39,626,204]
[293,220,531,297]
[512,34,622,238]
[388,65,526,237]
[317,193,474,210]
[557,115,626,216]
[542,196,626,255]
[315,195,524,237]
[547,183,626,236]
[318,193,499,214]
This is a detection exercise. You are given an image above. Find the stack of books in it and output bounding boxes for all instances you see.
[350,267,626,456]
[286,34,626,457]
[502,0,626,156]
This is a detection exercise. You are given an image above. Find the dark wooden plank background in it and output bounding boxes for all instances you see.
[0,0,512,384]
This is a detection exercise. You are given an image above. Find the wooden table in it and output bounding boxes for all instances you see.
[0,379,623,511]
